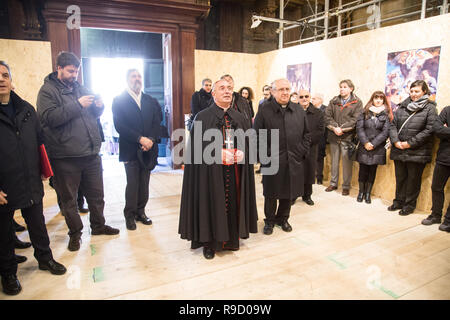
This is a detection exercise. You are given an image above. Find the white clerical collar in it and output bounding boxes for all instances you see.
[127,88,142,109]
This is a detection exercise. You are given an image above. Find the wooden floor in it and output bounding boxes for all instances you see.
[4,157,450,300]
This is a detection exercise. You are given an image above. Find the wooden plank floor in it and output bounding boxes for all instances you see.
[4,157,450,300]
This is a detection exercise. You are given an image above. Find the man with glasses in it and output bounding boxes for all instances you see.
[295,90,324,206]
[254,79,311,235]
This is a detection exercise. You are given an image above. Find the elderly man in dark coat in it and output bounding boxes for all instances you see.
[296,89,324,206]
[0,61,66,296]
[254,79,311,235]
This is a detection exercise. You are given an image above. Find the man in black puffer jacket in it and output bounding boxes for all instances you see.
[388,80,438,215]
[0,61,66,296]
[421,105,450,231]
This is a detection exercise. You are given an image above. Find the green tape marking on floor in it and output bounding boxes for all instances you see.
[90,244,97,256]
[370,281,400,299]
[92,267,105,283]
[326,255,347,270]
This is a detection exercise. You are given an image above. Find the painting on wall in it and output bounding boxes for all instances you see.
[286,63,312,93]
[385,46,440,112]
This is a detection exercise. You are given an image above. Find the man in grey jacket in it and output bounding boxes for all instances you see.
[37,52,119,252]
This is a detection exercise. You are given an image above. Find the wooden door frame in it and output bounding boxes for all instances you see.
[43,0,209,169]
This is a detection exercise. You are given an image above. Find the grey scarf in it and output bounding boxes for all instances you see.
[406,95,429,112]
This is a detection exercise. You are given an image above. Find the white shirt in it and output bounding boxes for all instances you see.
[127,88,142,109]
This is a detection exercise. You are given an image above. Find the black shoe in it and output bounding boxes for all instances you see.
[203,247,215,259]
[422,214,442,226]
[302,198,314,206]
[263,222,274,235]
[277,220,292,232]
[14,220,26,232]
[135,214,152,225]
[255,168,261,174]
[1,274,22,295]
[388,204,402,211]
[126,218,136,230]
[316,179,323,185]
[38,259,67,275]
[78,205,89,214]
[91,225,120,236]
[15,254,27,264]
[399,208,414,216]
[68,235,81,251]
[364,193,372,204]
[439,222,450,232]
[14,238,31,249]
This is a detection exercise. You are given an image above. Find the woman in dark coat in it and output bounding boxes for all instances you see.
[356,91,391,204]
[239,86,255,118]
[388,80,438,215]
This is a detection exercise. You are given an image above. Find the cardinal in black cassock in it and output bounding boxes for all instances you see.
[178,79,258,259]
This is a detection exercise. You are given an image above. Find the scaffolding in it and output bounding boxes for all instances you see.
[250,0,449,48]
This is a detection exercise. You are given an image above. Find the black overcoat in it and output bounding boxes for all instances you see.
[112,91,161,168]
[304,103,324,185]
[253,99,311,199]
[0,91,44,213]
[356,110,390,165]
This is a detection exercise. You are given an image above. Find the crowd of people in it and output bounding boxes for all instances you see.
[186,76,449,259]
[0,50,448,296]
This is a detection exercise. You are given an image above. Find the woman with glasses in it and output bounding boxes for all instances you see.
[355,91,392,204]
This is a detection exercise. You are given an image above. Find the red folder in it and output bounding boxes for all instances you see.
[39,144,54,178]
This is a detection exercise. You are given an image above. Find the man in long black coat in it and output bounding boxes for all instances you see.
[112,69,161,230]
[254,79,311,235]
[190,78,212,117]
[0,61,66,296]
[298,89,324,205]
[179,79,258,260]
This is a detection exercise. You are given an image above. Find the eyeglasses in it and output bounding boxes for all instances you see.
[299,95,310,99]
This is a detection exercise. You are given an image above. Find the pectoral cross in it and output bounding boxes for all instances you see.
[224,130,234,149]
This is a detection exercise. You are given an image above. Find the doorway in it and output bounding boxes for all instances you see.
[80,27,171,172]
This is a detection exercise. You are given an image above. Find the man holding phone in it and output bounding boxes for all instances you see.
[37,52,119,252]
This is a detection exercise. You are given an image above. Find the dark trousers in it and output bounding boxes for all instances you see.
[51,155,106,237]
[124,160,151,219]
[358,164,378,184]
[264,198,291,224]
[303,184,313,198]
[316,156,325,182]
[431,163,450,220]
[0,203,53,276]
[393,160,426,211]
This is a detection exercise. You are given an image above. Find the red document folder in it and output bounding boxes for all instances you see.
[39,144,54,178]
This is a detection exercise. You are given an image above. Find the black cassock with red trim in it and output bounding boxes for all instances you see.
[178,103,258,251]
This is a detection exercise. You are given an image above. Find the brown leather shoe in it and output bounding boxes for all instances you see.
[325,185,337,192]
[342,189,350,196]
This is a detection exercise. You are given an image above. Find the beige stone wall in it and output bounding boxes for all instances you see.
[1,39,53,107]
[194,50,259,108]
[195,14,450,212]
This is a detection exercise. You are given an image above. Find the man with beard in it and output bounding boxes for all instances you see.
[112,69,161,230]
[191,78,212,117]
[37,52,119,252]
[296,90,324,205]
[179,79,258,260]
[254,79,311,235]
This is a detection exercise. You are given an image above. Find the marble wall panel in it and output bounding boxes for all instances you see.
[1,39,53,107]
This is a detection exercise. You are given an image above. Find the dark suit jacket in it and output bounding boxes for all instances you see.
[112,91,161,164]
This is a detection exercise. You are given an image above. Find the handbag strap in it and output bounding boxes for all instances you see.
[398,110,418,135]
